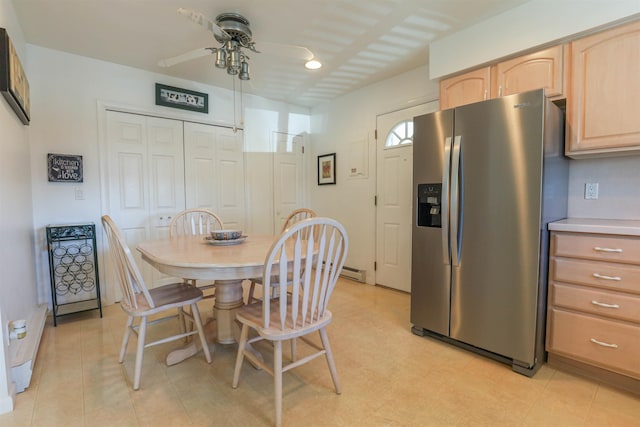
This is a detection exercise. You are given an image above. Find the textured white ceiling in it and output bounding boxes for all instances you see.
[12,0,528,107]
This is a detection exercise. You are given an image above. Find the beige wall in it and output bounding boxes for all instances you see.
[0,0,38,413]
[310,66,439,280]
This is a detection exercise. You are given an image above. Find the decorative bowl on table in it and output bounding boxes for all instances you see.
[210,229,243,240]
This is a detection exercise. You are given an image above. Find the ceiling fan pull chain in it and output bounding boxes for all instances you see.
[240,80,245,127]
[233,77,238,133]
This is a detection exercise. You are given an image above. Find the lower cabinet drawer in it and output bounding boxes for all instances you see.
[551,282,640,323]
[553,257,640,294]
[548,308,640,379]
[553,232,640,264]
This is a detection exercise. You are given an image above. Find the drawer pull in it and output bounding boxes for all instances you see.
[591,300,620,309]
[592,273,622,281]
[590,338,618,349]
[593,246,623,253]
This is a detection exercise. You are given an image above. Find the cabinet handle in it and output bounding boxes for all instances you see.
[590,338,618,349]
[592,273,621,281]
[594,246,623,253]
[591,300,620,309]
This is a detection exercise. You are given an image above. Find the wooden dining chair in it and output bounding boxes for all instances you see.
[246,208,317,303]
[232,217,348,427]
[101,215,211,390]
[170,208,224,297]
[170,208,225,238]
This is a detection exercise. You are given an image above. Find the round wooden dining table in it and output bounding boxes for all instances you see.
[137,234,276,365]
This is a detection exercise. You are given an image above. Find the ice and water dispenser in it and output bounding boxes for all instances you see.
[417,183,442,227]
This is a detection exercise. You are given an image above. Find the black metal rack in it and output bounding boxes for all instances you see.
[46,223,103,326]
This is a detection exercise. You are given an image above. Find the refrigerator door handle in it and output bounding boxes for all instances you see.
[450,135,462,267]
[441,136,453,265]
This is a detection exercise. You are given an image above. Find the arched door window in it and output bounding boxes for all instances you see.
[385,120,414,148]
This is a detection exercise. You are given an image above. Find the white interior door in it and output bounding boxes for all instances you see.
[183,122,245,230]
[105,111,185,298]
[104,111,247,300]
[147,117,186,240]
[184,121,219,212]
[217,127,245,230]
[375,103,437,292]
[273,132,305,232]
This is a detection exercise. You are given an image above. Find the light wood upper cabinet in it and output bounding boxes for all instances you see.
[491,45,565,99]
[566,20,640,157]
[439,67,490,110]
[439,45,566,110]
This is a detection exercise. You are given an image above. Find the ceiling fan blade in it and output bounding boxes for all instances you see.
[177,8,230,40]
[257,42,315,61]
[158,47,214,68]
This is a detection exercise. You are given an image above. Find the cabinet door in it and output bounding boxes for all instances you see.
[492,45,565,99]
[566,20,640,157]
[439,67,490,109]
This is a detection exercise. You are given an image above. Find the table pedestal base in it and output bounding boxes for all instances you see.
[165,279,263,367]
[212,279,245,344]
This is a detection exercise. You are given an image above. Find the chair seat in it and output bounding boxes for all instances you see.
[127,282,203,316]
[246,273,296,303]
[250,272,294,285]
[236,301,332,341]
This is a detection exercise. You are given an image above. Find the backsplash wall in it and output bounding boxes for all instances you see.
[568,156,640,220]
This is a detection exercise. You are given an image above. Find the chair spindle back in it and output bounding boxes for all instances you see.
[262,217,348,330]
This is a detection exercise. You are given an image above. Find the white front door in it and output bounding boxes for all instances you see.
[273,132,305,232]
[105,111,185,298]
[375,102,437,292]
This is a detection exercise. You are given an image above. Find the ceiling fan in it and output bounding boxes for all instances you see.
[158,8,318,81]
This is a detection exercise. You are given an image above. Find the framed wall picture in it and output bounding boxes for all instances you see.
[155,83,208,113]
[48,154,83,183]
[0,28,30,125]
[318,153,336,185]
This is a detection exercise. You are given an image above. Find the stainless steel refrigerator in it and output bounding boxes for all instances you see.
[410,89,568,376]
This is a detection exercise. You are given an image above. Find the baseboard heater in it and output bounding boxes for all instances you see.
[340,266,366,283]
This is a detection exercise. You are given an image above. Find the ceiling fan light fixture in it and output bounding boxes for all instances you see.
[228,49,241,72]
[215,49,227,68]
[305,59,322,70]
[239,61,250,80]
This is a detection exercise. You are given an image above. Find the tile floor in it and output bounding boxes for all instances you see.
[1,278,639,426]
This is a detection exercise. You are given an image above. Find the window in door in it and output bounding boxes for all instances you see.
[385,120,414,148]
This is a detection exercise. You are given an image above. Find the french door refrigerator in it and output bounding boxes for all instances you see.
[410,89,568,376]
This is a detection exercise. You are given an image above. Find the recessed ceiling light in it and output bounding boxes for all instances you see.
[305,59,322,70]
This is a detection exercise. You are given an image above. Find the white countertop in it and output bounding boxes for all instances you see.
[548,218,640,236]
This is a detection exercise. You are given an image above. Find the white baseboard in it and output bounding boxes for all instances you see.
[0,382,16,414]
[9,304,47,393]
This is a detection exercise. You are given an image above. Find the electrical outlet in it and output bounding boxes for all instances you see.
[585,182,599,200]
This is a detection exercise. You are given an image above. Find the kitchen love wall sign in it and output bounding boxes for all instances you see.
[0,28,30,125]
[48,154,83,183]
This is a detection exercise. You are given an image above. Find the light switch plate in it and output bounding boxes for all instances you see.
[75,188,84,200]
